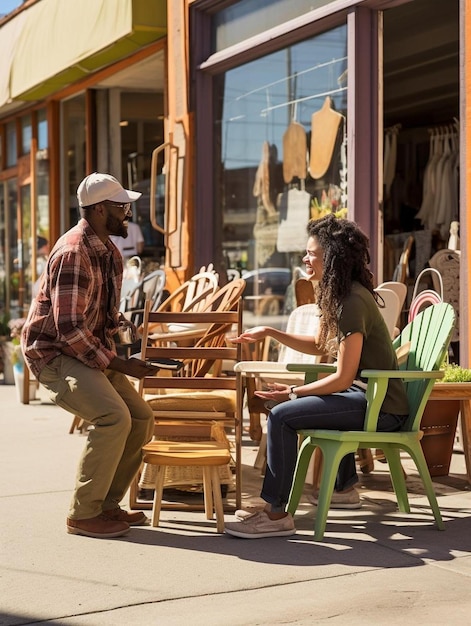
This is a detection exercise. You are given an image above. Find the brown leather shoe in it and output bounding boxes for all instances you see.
[66,513,130,538]
[102,508,149,526]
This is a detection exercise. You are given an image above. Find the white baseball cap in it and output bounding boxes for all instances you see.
[77,172,141,207]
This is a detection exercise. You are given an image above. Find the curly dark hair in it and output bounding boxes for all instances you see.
[307,214,378,349]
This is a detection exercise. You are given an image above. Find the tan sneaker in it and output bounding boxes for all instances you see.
[235,505,267,520]
[225,511,296,539]
[308,488,361,510]
[102,508,149,526]
[66,514,130,538]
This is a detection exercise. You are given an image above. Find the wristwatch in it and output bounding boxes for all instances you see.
[288,385,298,401]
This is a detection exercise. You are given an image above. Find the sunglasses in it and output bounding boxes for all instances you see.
[104,200,132,213]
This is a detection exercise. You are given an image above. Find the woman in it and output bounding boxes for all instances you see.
[225,214,409,539]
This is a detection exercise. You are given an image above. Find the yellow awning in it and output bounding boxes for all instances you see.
[6,0,166,103]
[0,10,28,108]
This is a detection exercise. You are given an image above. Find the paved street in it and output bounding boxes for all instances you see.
[1,381,471,625]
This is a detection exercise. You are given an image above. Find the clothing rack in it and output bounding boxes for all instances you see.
[230,55,347,120]
[261,86,347,116]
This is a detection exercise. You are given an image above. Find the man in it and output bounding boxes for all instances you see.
[22,172,158,539]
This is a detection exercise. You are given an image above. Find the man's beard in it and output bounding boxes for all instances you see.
[106,213,128,238]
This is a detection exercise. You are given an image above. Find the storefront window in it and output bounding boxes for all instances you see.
[36,155,50,280]
[0,182,5,316]
[214,24,347,321]
[20,184,31,309]
[6,121,17,168]
[7,179,18,316]
[213,0,334,52]
[120,92,165,260]
[21,115,32,155]
[62,94,86,230]
[37,108,48,150]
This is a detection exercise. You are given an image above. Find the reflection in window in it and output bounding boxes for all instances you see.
[62,94,86,230]
[213,0,334,52]
[6,122,17,168]
[215,24,347,291]
[0,182,5,314]
[21,115,32,155]
[7,179,18,314]
[37,109,48,150]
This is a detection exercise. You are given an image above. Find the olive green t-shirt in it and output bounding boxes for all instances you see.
[338,282,409,416]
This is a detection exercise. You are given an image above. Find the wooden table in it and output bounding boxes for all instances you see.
[429,382,471,484]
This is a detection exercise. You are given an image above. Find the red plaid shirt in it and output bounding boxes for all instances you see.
[22,219,124,378]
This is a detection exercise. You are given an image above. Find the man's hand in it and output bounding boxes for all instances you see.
[108,356,159,379]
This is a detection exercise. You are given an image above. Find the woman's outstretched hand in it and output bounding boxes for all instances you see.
[229,326,268,343]
[254,382,291,401]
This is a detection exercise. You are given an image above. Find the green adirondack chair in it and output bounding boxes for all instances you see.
[286,301,456,541]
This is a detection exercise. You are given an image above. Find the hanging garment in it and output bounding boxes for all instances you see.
[383,128,398,199]
[253,141,279,264]
[253,141,277,217]
[277,188,311,253]
[283,121,307,184]
[309,96,344,179]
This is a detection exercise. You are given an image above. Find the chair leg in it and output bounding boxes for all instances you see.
[129,473,139,510]
[310,447,323,489]
[405,444,445,530]
[210,466,225,533]
[203,467,214,520]
[287,437,317,516]
[69,416,83,434]
[357,448,374,474]
[314,442,357,541]
[254,430,267,473]
[151,466,166,527]
[383,445,410,513]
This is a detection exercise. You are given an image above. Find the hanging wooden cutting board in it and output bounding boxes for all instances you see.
[309,96,344,179]
[283,121,307,183]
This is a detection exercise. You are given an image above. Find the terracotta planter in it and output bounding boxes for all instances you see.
[421,397,460,477]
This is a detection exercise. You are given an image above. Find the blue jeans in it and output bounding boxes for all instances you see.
[261,385,406,509]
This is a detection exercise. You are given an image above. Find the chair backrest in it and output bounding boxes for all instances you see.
[157,268,219,314]
[139,300,242,389]
[377,281,407,312]
[200,278,246,314]
[392,302,455,431]
[278,304,322,365]
[429,249,460,342]
[392,235,414,283]
[375,287,401,338]
[139,270,167,312]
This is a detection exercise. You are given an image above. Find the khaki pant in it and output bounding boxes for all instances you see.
[39,355,154,519]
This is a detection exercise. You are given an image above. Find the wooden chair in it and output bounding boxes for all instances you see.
[139,266,219,343]
[130,299,244,511]
[120,268,166,327]
[142,439,231,532]
[377,281,407,328]
[147,279,246,349]
[286,302,455,540]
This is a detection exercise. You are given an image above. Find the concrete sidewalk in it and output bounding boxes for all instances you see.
[1,382,471,626]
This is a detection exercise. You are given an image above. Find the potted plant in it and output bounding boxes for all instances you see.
[421,362,471,476]
[5,318,37,402]
[0,313,15,385]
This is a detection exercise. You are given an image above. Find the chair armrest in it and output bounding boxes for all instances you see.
[360,369,444,431]
[286,363,337,383]
[148,327,209,343]
[361,369,444,380]
[234,361,291,375]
